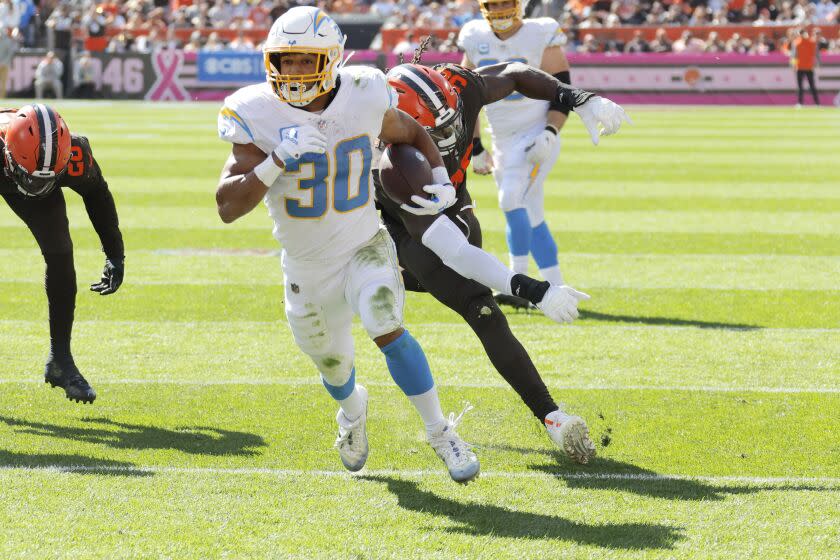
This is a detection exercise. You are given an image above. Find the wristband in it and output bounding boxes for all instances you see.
[544,125,559,136]
[253,154,282,187]
[472,137,485,156]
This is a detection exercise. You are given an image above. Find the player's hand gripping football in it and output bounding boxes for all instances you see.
[536,285,590,324]
[90,257,124,296]
[472,149,493,175]
[575,96,632,145]
[525,128,558,166]
[273,125,327,167]
[400,182,457,216]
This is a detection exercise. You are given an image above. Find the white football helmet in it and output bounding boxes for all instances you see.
[263,7,346,107]
[479,0,523,33]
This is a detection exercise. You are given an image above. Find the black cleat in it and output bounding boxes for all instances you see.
[44,359,97,404]
[493,292,536,312]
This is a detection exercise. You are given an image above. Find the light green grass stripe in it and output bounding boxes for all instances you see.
[0,471,836,560]
[2,321,837,389]
[2,465,838,486]
[4,250,840,291]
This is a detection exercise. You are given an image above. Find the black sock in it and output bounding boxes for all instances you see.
[462,297,558,420]
[510,274,550,306]
[44,252,77,363]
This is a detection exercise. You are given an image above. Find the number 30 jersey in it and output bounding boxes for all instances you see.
[458,18,565,142]
[218,66,398,263]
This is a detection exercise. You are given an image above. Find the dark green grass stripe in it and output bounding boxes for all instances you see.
[3,227,838,256]
[0,384,837,477]
[2,284,838,328]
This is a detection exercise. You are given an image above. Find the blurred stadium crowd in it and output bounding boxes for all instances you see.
[0,0,837,54]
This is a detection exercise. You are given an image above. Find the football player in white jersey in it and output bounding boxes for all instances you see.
[459,0,627,296]
[214,7,479,483]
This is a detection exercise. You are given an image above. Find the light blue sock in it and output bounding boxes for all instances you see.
[530,221,558,269]
[504,208,531,260]
[380,330,434,396]
[322,367,356,400]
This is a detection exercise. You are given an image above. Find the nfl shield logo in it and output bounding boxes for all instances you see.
[478,43,490,54]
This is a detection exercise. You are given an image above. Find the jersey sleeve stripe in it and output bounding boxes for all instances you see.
[221,107,254,141]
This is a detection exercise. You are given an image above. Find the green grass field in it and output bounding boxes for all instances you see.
[0,102,838,559]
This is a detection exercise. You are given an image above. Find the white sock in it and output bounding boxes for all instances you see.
[510,254,529,275]
[407,385,446,434]
[339,386,365,421]
[539,265,564,285]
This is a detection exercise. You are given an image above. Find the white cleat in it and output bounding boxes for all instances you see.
[545,410,596,464]
[334,385,369,472]
[427,405,480,484]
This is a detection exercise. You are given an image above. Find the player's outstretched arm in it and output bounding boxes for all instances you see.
[421,215,589,324]
[477,62,631,145]
[379,108,456,216]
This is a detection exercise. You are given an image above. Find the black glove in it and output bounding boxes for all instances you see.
[91,257,124,295]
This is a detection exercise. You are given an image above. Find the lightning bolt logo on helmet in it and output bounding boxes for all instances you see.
[263,7,347,107]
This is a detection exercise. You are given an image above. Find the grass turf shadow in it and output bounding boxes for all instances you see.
[361,475,683,550]
[578,309,761,330]
[0,450,152,477]
[483,444,835,501]
[0,415,266,457]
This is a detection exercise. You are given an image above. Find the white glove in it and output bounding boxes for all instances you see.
[536,285,590,324]
[575,96,632,145]
[401,182,457,216]
[273,125,327,166]
[472,149,493,175]
[525,128,558,166]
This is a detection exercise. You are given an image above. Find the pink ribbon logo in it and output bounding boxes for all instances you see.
[146,51,189,101]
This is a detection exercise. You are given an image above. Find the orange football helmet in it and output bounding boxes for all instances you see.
[387,64,465,157]
[3,104,72,197]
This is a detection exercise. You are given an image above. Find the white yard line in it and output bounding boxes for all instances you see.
[0,464,837,485]
[1,319,839,333]
[0,377,837,393]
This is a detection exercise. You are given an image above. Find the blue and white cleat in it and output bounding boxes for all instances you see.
[428,405,480,484]
[334,385,369,472]
[545,410,596,464]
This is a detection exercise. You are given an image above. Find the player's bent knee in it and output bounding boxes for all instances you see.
[358,283,404,340]
[315,353,355,390]
[498,187,524,212]
[463,294,507,331]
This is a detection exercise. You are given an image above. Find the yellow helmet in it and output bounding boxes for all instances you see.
[263,7,346,106]
[479,0,523,33]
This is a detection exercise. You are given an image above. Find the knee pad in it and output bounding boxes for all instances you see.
[358,283,403,339]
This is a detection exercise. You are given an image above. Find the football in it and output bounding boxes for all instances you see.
[378,143,433,206]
